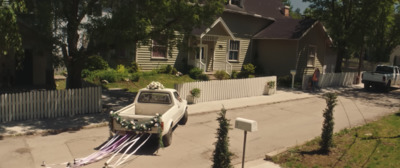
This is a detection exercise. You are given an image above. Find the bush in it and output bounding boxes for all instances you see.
[86,69,128,83]
[129,73,140,82]
[86,55,109,71]
[230,70,238,79]
[157,65,177,74]
[214,70,230,80]
[238,63,256,78]
[116,64,126,73]
[190,88,201,98]
[81,69,91,78]
[277,75,292,87]
[320,93,338,153]
[199,74,209,81]
[128,62,140,73]
[189,67,203,79]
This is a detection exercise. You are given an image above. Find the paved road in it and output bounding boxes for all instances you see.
[0,88,398,168]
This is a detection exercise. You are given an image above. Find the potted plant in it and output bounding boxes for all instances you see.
[187,88,201,104]
[264,81,276,95]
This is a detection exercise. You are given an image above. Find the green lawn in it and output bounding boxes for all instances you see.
[56,73,195,92]
[272,111,400,168]
[104,74,195,92]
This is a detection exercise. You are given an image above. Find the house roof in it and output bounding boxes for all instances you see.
[192,17,235,40]
[242,0,287,19]
[253,18,320,40]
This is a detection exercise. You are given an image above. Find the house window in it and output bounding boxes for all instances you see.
[228,40,240,61]
[307,46,317,67]
[152,38,167,59]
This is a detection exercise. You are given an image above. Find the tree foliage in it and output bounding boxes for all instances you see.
[212,107,233,168]
[304,0,400,72]
[0,0,26,67]
[320,92,337,153]
[48,0,224,88]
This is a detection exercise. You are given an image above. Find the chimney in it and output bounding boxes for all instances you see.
[284,5,290,17]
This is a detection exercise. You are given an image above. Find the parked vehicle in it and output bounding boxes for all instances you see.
[362,65,400,91]
[109,86,188,147]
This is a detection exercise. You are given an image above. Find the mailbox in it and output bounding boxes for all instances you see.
[235,118,258,132]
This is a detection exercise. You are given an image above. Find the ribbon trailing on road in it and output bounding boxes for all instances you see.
[41,133,151,168]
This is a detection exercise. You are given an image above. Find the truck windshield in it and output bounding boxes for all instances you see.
[375,66,393,74]
[138,92,171,104]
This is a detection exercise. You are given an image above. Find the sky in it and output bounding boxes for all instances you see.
[290,0,311,14]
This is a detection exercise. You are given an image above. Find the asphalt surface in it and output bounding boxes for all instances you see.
[0,85,399,168]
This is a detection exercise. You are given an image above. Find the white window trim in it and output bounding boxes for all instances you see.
[228,40,240,62]
[307,45,317,67]
[151,39,168,60]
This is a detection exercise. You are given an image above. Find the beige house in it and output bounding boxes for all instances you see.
[131,0,336,78]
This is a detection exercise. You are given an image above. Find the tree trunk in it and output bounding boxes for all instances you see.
[66,64,83,89]
[357,47,364,84]
[335,47,344,73]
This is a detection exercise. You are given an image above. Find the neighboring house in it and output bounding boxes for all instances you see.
[0,15,52,89]
[131,0,336,78]
[390,45,400,66]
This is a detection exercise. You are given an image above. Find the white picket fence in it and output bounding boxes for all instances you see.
[175,76,276,103]
[302,72,358,90]
[0,87,102,122]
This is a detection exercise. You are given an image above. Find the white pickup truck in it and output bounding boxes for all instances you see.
[362,65,400,91]
[109,86,188,147]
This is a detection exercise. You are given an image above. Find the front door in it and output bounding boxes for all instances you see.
[195,45,208,71]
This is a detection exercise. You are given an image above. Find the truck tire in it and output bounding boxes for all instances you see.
[178,109,188,125]
[385,81,391,92]
[162,126,173,147]
[364,82,371,90]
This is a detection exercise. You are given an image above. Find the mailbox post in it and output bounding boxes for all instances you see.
[235,118,258,168]
[290,70,297,89]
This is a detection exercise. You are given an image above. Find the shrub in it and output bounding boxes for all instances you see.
[81,69,91,78]
[320,93,338,153]
[116,64,126,73]
[212,107,233,168]
[214,70,230,80]
[86,69,128,83]
[86,55,109,71]
[237,63,256,78]
[190,88,201,98]
[199,74,209,81]
[230,70,238,79]
[128,61,140,73]
[129,73,140,82]
[189,67,203,79]
[277,75,292,87]
[157,65,172,74]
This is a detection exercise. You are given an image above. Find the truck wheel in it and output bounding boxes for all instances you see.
[162,126,173,147]
[364,82,371,90]
[178,109,188,125]
[385,81,391,92]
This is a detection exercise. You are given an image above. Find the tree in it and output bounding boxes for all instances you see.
[54,0,224,88]
[320,92,337,153]
[303,0,400,73]
[281,0,302,19]
[0,0,26,68]
[212,107,233,168]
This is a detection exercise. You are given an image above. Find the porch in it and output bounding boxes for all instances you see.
[189,17,235,75]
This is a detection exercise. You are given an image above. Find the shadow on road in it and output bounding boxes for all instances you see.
[0,90,137,137]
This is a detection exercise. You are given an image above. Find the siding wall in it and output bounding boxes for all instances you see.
[213,38,251,72]
[297,23,333,78]
[136,42,182,71]
[255,39,298,76]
